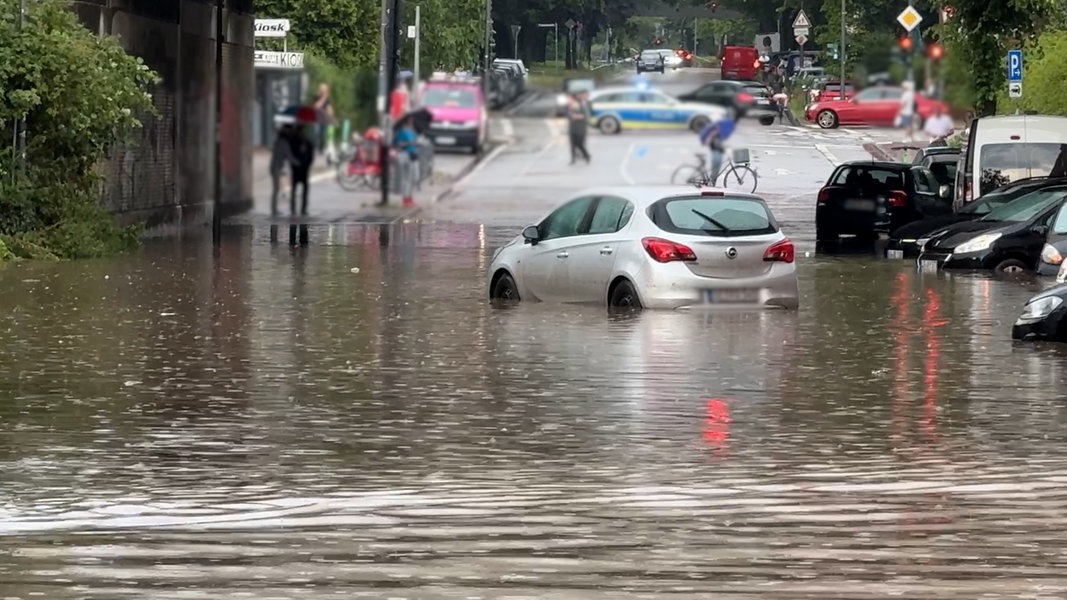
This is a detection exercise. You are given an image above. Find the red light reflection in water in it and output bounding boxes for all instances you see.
[703,399,732,457]
[922,287,946,445]
[890,272,944,451]
[890,272,912,446]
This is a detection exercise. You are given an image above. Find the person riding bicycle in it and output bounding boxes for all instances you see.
[698,110,737,184]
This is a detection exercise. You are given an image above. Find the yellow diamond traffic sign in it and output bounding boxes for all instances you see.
[897,6,923,32]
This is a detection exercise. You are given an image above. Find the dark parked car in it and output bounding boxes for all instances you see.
[635,49,666,73]
[675,80,776,124]
[885,176,1067,258]
[816,161,953,243]
[917,184,1067,274]
[1012,283,1067,341]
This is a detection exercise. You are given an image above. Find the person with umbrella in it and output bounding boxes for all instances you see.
[289,106,317,216]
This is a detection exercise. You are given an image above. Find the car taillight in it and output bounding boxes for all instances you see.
[685,53,693,60]
[964,176,973,202]
[642,237,697,263]
[737,92,754,104]
[888,190,908,208]
[763,239,795,263]
[1042,244,1064,265]
[817,188,830,203]
[752,60,761,69]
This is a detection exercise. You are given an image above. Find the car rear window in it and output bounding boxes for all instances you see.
[979,143,1065,185]
[650,196,776,237]
[830,166,906,189]
[422,87,478,108]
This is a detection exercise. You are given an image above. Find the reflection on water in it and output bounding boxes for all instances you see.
[3,223,1067,598]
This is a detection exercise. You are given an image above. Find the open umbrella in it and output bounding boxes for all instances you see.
[402,107,434,135]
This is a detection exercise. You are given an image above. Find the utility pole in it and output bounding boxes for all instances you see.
[380,0,402,207]
[213,0,224,244]
[839,0,846,100]
[413,5,421,100]
[483,0,491,113]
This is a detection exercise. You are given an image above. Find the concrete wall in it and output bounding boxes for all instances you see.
[70,0,255,231]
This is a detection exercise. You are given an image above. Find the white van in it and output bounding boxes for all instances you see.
[955,115,1067,205]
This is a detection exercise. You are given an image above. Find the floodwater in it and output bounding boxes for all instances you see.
[3,223,1067,599]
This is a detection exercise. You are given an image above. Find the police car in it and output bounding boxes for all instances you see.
[588,85,729,135]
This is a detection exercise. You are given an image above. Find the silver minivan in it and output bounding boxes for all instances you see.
[955,115,1067,207]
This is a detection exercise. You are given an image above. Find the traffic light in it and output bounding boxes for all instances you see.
[898,36,913,53]
[928,43,944,60]
[706,2,718,12]
[654,37,662,45]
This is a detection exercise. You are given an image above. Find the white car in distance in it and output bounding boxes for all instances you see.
[487,187,800,310]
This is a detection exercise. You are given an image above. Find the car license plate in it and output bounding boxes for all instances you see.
[756,98,769,104]
[705,289,759,304]
[844,198,876,211]
[435,136,456,145]
[886,249,904,259]
[918,259,940,273]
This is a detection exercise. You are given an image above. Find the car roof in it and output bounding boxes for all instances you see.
[592,86,667,95]
[571,186,767,209]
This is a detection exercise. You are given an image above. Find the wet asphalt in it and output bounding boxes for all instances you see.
[3,68,1067,598]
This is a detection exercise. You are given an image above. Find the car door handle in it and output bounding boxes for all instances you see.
[599,247,614,255]
[556,251,569,259]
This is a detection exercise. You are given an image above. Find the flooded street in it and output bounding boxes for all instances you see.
[4,223,1067,598]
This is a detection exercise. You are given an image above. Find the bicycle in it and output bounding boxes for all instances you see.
[670,149,759,193]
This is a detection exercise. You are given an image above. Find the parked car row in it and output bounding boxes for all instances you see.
[486,58,527,109]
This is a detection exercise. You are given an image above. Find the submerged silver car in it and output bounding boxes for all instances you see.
[487,186,800,309]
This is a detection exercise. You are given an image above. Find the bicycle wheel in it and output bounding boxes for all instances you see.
[671,164,706,186]
[719,164,758,193]
[336,164,366,191]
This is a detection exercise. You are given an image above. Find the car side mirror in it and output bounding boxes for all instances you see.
[1033,224,1049,237]
[939,184,952,199]
[522,225,540,245]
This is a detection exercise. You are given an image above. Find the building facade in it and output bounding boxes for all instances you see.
[70,0,255,231]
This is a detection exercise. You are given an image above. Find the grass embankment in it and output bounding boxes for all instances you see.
[527,61,620,91]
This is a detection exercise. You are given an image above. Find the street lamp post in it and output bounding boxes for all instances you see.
[213,0,223,244]
[538,23,557,64]
[839,0,846,100]
[483,0,492,102]
[511,24,521,59]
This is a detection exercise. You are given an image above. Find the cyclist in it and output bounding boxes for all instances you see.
[698,109,737,184]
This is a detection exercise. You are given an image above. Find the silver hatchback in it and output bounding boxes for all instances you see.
[487,186,800,310]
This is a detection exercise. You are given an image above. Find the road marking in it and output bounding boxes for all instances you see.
[815,143,842,166]
[619,143,637,185]
[454,143,509,189]
[504,91,540,115]
[310,169,334,184]
[518,132,559,178]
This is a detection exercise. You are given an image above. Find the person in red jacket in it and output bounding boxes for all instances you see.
[389,77,410,122]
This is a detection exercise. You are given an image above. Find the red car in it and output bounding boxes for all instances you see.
[804,85,948,129]
[809,80,856,103]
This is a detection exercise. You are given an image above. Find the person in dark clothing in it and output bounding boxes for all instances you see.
[1050,144,1067,178]
[288,124,315,216]
[269,124,295,216]
[567,90,591,165]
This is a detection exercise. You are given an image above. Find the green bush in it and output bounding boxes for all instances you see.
[0,0,156,260]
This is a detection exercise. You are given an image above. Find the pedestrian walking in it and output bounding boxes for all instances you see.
[312,83,335,155]
[567,90,591,165]
[393,115,419,208]
[269,123,295,216]
[895,81,917,142]
[289,111,317,216]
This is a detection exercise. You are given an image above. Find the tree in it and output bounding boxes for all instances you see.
[0,0,156,260]
[944,0,1060,115]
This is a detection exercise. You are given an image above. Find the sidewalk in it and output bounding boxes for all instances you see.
[231,149,481,226]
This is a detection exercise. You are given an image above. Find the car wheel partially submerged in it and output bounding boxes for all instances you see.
[608,279,642,310]
[490,271,521,302]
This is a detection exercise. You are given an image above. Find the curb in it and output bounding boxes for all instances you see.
[391,145,493,223]
[864,142,893,162]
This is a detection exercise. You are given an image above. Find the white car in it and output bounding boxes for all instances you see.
[487,186,800,310]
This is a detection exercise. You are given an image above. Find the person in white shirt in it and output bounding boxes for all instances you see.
[896,81,916,141]
[923,106,955,141]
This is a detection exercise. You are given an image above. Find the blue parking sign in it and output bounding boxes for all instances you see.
[1008,50,1023,82]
